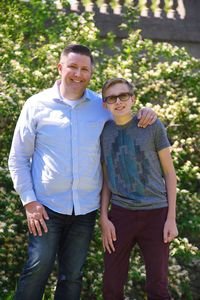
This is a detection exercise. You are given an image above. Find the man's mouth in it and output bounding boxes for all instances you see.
[72,79,82,83]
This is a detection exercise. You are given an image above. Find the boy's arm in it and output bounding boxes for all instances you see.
[100,163,116,253]
[158,148,178,243]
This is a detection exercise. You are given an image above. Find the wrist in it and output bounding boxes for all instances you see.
[166,215,176,221]
[100,212,109,220]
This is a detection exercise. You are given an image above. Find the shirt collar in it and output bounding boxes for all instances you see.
[52,80,91,104]
[51,80,63,103]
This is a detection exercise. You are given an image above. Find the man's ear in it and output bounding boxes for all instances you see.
[57,63,62,75]
[91,65,94,76]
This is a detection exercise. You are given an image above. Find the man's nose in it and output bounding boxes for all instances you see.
[74,68,82,77]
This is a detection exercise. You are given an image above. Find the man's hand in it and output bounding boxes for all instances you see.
[100,216,116,254]
[163,218,178,243]
[25,201,49,236]
[137,107,157,128]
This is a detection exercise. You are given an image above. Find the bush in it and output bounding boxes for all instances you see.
[0,1,199,299]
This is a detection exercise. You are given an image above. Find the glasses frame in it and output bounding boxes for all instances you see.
[103,92,133,104]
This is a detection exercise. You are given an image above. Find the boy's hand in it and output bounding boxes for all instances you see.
[137,107,157,128]
[100,216,116,254]
[163,218,178,243]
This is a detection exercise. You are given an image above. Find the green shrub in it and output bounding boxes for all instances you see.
[0,1,199,299]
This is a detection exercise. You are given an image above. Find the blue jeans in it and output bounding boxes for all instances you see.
[14,207,97,300]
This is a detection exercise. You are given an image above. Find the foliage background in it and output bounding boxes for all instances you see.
[0,0,199,299]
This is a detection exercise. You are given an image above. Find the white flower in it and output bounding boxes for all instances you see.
[33,70,42,77]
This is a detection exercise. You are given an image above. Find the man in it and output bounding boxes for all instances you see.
[8,44,157,300]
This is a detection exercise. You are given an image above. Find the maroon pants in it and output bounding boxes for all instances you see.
[103,205,171,300]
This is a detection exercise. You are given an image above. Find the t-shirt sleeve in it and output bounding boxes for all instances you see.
[154,119,171,152]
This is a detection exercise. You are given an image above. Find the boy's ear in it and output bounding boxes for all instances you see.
[131,95,136,103]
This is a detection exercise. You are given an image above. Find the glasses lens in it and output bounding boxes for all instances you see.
[106,96,117,104]
[119,93,131,101]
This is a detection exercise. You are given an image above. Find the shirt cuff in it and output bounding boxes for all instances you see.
[20,190,37,206]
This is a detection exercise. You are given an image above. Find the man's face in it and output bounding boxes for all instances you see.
[58,52,93,99]
[103,83,135,118]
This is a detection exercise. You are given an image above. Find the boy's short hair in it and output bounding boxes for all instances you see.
[60,44,94,65]
[102,78,134,98]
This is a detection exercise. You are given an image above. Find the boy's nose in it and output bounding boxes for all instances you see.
[116,97,121,104]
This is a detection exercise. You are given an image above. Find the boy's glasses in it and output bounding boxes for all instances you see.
[103,92,133,104]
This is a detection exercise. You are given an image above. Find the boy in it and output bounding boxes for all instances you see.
[100,78,178,300]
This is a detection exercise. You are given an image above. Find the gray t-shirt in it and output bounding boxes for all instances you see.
[101,116,171,210]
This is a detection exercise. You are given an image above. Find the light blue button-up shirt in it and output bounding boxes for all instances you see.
[8,81,111,215]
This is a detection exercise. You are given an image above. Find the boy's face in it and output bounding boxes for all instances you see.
[103,83,135,118]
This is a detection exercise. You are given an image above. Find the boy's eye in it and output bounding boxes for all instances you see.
[108,96,116,102]
[120,93,130,100]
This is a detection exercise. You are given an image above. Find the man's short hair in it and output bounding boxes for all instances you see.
[60,44,94,65]
[102,78,134,98]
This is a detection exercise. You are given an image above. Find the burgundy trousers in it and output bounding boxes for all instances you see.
[103,205,171,300]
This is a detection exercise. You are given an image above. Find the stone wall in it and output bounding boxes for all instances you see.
[62,0,200,59]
